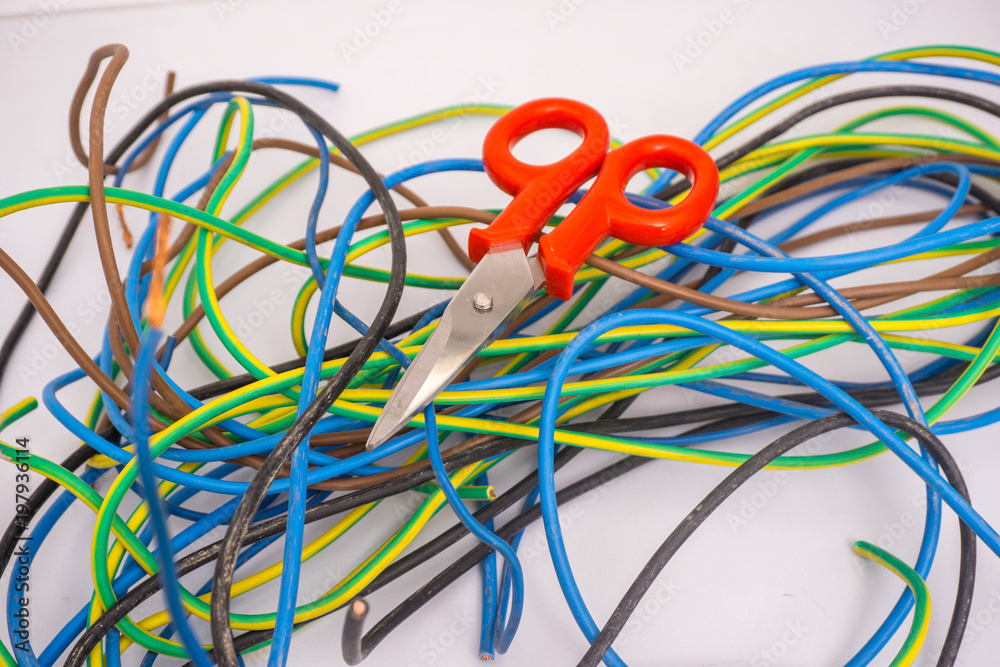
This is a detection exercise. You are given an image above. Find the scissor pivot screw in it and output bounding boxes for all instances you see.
[473,291,494,313]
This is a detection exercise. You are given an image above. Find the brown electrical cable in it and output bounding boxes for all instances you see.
[81,45,237,451]
[776,204,986,253]
[73,56,473,458]
[69,44,175,177]
[588,252,1000,321]
[0,247,212,451]
[70,49,475,460]
[638,204,994,311]
[731,153,1000,218]
[63,47,498,479]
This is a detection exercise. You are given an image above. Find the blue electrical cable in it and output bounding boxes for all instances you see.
[130,327,213,667]
[475,471,498,660]
[270,158,487,664]
[303,123,331,287]
[537,308,1000,667]
[423,406,524,653]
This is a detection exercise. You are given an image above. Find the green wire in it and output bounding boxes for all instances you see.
[853,541,930,666]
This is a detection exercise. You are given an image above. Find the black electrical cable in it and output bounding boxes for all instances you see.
[341,599,369,666]
[577,409,975,667]
[64,350,1000,665]
[134,91,406,667]
[70,399,637,665]
[342,452,653,662]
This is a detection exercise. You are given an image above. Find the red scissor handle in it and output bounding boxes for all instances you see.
[472,98,610,262]
[476,98,720,300]
[540,134,719,298]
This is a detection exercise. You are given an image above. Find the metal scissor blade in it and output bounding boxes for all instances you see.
[366,249,544,450]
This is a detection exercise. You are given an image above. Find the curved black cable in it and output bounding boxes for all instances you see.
[577,410,974,667]
[149,90,407,667]
[63,351,1000,665]
[341,452,651,664]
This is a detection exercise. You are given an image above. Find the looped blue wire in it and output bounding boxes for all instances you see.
[131,327,213,667]
[422,406,524,653]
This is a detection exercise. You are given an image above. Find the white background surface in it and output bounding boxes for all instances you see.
[2,1,1000,665]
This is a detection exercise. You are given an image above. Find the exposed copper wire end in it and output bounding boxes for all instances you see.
[115,203,134,248]
[145,214,172,327]
[351,598,368,617]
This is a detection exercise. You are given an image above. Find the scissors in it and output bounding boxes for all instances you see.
[365,97,719,450]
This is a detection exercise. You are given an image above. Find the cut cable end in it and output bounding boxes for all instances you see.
[342,597,370,666]
[351,598,368,618]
